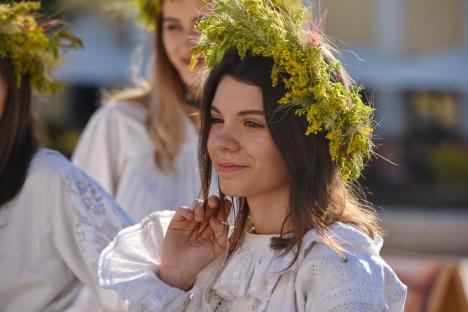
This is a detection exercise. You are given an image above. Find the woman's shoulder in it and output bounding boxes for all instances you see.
[92,100,148,128]
[295,222,402,287]
[300,222,382,260]
[296,223,390,280]
[28,148,73,181]
[20,148,85,204]
[296,223,406,311]
[295,223,407,308]
[29,148,105,191]
[28,147,131,218]
[298,223,385,273]
[77,100,151,153]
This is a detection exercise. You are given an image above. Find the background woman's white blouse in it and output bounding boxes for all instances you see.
[99,211,407,311]
[72,101,202,222]
[0,148,133,312]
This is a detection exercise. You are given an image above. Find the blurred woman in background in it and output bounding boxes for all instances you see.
[0,2,132,311]
[72,0,209,221]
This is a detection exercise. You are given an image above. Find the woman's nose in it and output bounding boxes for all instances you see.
[215,128,240,153]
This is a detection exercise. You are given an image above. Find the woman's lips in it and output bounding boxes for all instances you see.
[216,162,248,173]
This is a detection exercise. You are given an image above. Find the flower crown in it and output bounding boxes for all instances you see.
[191,0,374,181]
[0,2,83,95]
[129,0,302,31]
[132,0,161,30]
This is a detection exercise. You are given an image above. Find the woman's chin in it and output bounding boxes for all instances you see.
[218,182,248,198]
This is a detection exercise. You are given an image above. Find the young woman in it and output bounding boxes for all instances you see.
[0,3,132,311]
[72,0,209,221]
[98,1,407,311]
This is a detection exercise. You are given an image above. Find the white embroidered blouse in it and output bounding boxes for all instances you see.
[72,101,202,222]
[0,148,133,312]
[99,211,407,311]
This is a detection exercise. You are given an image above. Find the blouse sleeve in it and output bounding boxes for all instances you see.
[295,245,406,312]
[50,160,134,310]
[98,211,192,312]
[72,105,121,196]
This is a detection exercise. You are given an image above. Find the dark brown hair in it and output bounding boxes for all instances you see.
[199,49,381,260]
[0,58,38,207]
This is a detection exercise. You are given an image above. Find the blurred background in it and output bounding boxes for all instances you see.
[34,0,467,310]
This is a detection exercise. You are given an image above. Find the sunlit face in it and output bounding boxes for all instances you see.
[161,0,204,96]
[208,75,289,198]
[0,74,7,120]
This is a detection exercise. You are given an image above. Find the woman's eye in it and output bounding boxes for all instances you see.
[210,117,223,124]
[164,24,182,32]
[244,120,263,128]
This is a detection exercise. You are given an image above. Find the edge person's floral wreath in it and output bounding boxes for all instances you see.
[0,1,83,94]
[191,0,374,181]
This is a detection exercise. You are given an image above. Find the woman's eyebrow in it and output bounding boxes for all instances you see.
[238,110,264,116]
[211,106,264,116]
[162,17,181,23]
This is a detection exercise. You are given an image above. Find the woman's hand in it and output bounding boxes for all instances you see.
[158,196,231,290]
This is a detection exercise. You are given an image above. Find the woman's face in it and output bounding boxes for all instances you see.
[161,0,204,96]
[0,74,7,120]
[208,75,289,198]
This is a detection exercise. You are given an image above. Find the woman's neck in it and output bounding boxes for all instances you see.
[247,186,291,235]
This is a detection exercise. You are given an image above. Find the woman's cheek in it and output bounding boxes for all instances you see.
[207,132,216,160]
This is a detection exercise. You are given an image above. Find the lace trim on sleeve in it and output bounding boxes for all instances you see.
[326,302,388,312]
[62,172,131,268]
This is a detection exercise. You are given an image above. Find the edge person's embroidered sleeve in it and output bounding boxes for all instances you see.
[48,150,134,309]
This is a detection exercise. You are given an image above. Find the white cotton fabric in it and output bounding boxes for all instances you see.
[72,101,203,222]
[98,211,407,312]
[0,148,133,312]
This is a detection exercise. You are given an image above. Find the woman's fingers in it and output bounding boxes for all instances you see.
[206,196,232,222]
[192,199,205,222]
[193,196,221,222]
[174,197,232,238]
[206,195,220,209]
[204,196,219,219]
[173,207,193,221]
[171,197,230,255]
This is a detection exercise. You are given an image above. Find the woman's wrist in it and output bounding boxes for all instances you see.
[157,266,195,291]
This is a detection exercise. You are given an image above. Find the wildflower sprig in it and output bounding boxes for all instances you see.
[192,0,374,181]
[133,0,161,30]
[100,0,161,31]
[0,2,83,94]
